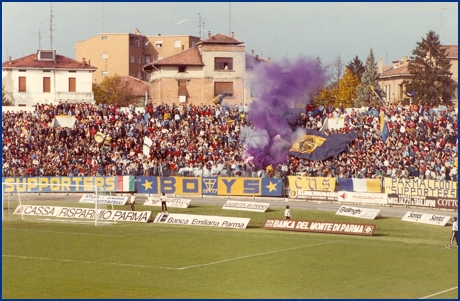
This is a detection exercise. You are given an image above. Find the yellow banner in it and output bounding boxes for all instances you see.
[217,177,261,196]
[288,176,336,192]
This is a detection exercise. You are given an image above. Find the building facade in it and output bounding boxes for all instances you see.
[378,45,458,105]
[75,29,201,83]
[2,50,96,106]
[143,31,269,106]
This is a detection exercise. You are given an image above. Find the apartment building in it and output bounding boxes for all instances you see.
[378,45,458,105]
[2,50,96,106]
[75,28,201,83]
[142,31,270,106]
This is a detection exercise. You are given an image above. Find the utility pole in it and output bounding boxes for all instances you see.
[440,3,449,40]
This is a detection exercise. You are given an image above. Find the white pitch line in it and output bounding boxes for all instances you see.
[3,241,341,271]
[419,286,458,299]
[2,254,175,270]
[176,240,341,270]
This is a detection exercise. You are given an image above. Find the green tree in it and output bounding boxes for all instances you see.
[346,56,365,79]
[403,30,455,105]
[355,48,381,107]
[93,75,138,106]
[335,68,360,108]
[2,83,13,106]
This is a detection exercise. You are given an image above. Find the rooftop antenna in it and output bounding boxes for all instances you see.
[49,2,54,49]
[32,30,42,49]
[197,13,205,39]
[102,3,105,32]
[440,3,449,40]
[229,2,231,36]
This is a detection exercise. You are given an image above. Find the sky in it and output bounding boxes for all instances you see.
[2,2,458,67]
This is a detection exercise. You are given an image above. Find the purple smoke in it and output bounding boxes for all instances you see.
[244,56,325,169]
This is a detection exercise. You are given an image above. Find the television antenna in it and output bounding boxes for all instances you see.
[440,3,449,40]
[49,2,54,49]
[32,30,43,49]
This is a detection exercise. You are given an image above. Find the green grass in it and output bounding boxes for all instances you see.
[2,201,458,299]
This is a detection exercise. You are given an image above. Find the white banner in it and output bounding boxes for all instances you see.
[79,194,129,205]
[401,211,451,226]
[153,213,250,229]
[289,190,338,201]
[144,197,191,208]
[13,205,151,223]
[222,200,270,212]
[335,206,380,220]
[338,191,388,205]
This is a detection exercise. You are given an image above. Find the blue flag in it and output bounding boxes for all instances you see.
[289,129,357,161]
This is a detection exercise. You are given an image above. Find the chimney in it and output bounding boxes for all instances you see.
[88,60,91,66]
[251,50,254,56]
[208,31,211,38]
[134,28,140,35]
[82,58,86,64]
[256,55,259,60]
[231,32,234,38]
[378,57,383,74]
[268,57,271,61]
[8,56,12,64]
[158,33,161,36]
[182,45,184,51]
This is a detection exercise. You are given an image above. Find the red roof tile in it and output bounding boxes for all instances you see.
[442,45,458,58]
[197,33,243,45]
[150,46,204,66]
[2,52,97,70]
[119,76,149,96]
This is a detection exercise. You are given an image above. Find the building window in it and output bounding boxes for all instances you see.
[43,77,51,93]
[68,70,76,73]
[39,50,55,60]
[101,35,108,40]
[19,77,26,92]
[144,55,151,64]
[138,57,141,64]
[43,70,50,72]
[135,39,140,47]
[19,70,27,72]
[156,41,163,48]
[178,66,186,73]
[178,80,187,97]
[102,71,108,76]
[102,53,109,59]
[131,55,135,63]
[174,40,181,48]
[214,82,233,97]
[215,57,233,71]
[69,77,76,92]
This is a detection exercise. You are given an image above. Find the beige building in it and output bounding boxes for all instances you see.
[143,31,269,106]
[75,29,201,83]
[378,45,458,105]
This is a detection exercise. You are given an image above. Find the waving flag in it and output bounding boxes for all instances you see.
[212,94,226,105]
[143,136,153,156]
[94,131,112,144]
[370,85,382,100]
[379,114,388,143]
[289,129,357,161]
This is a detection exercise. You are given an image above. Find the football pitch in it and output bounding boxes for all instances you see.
[2,201,458,299]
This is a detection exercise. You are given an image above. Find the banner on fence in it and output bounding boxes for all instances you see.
[337,178,381,193]
[144,197,191,208]
[2,176,134,193]
[152,213,250,229]
[338,191,388,204]
[79,194,129,205]
[384,178,457,198]
[263,218,376,236]
[13,205,151,222]
[387,194,458,210]
[136,177,282,197]
[401,211,451,226]
[289,190,338,201]
[335,206,380,220]
[222,200,270,212]
[288,176,336,192]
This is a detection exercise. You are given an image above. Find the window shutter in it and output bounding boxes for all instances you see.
[214,82,233,96]
[178,80,187,96]
[69,78,76,92]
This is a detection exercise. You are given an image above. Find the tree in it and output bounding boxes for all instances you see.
[93,75,138,106]
[312,85,337,107]
[335,68,360,108]
[403,30,455,106]
[346,56,365,79]
[2,83,13,106]
[355,48,381,107]
[327,55,345,88]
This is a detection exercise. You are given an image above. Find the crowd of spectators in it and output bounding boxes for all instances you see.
[2,100,458,182]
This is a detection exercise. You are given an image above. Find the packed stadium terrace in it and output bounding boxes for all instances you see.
[1,101,458,181]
